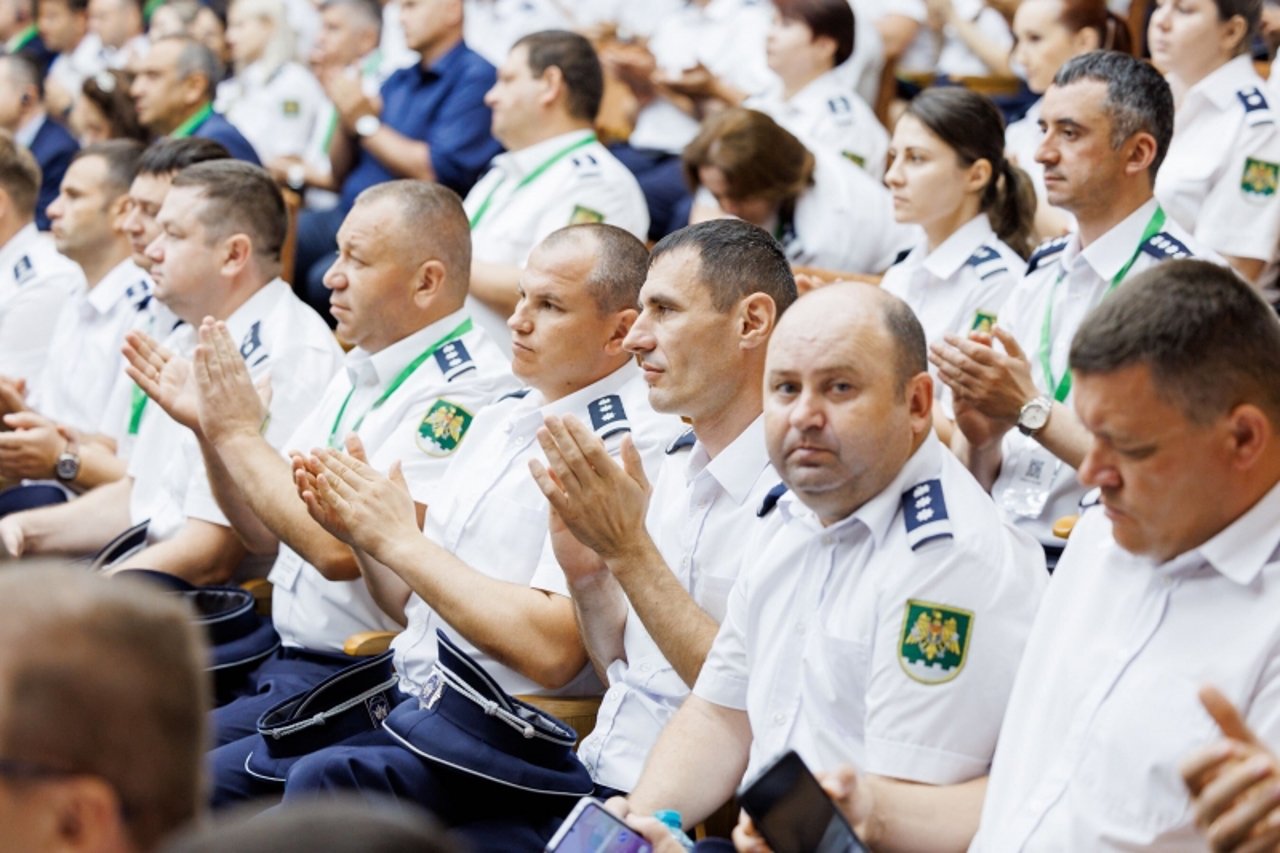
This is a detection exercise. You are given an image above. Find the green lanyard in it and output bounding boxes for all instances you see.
[327,318,472,448]
[469,134,597,229]
[128,384,148,435]
[171,103,213,138]
[5,25,36,52]
[143,0,164,20]
[1039,206,1165,402]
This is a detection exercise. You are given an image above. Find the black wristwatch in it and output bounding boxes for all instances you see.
[54,436,80,483]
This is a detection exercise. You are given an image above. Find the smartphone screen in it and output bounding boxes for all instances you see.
[738,751,868,853]
[546,799,654,853]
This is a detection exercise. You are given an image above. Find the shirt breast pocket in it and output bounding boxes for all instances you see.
[802,631,872,743]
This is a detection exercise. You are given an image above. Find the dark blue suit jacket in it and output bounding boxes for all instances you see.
[28,117,79,231]
[190,110,261,166]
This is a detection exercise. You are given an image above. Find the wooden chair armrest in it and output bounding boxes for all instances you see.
[1052,514,1079,540]
[344,630,399,656]
[514,695,604,749]
[792,265,882,286]
[240,578,274,617]
[952,74,1024,97]
[694,797,740,840]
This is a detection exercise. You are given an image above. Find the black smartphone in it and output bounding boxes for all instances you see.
[545,798,654,853]
[737,751,869,853]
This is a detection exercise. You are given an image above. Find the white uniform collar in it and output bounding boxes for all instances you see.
[344,306,471,389]
[1159,478,1280,586]
[1064,196,1161,282]
[686,414,769,506]
[1184,54,1260,112]
[922,213,996,280]
[786,68,844,113]
[531,359,639,419]
[223,277,289,340]
[495,128,595,180]
[777,430,944,547]
[14,111,45,148]
[86,258,148,314]
[0,222,39,272]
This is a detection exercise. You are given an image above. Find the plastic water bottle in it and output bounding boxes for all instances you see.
[653,810,696,851]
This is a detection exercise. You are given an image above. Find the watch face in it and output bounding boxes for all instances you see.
[1020,401,1051,432]
[356,114,380,137]
[55,454,79,481]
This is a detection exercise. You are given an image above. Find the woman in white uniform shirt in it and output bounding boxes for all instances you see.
[1150,0,1280,286]
[744,0,891,178]
[881,87,1034,437]
[684,107,916,275]
[215,0,324,165]
[1006,0,1129,238]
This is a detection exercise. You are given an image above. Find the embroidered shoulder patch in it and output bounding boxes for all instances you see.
[416,399,473,456]
[282,99,300,116]
[898,600,974,684]
[1242,157,1279,202]
[569,205,605,225]
[971,310,998,333]
[841,150,866,168]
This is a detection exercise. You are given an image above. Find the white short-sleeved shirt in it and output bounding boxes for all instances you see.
[0,223,83,384]
[574,417,778,793]
[881,214,1021,416]
[627,0,774,154]
[269,309,522,653]
[26,258,151,433]
[103,34,149,70]
[769,151,918,274]
[463,0,574,66]
[1156,57,1280,284]
[216,61,327,165]
[390,363,685,698]
[745,70,890,179]
[972,481,1280,852]
[897,0,1013,77]
[464,129,650,350]
[96,297,181,455]
[127,279,343,544]
[694,433,1047,783]
[990,199,1220,545]
[46,33,107,98]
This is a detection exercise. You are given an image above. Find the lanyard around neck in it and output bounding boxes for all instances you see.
[6,25,36,52]
[327,318,472,448]
[468,134,597,229]
[1039,206,1165,402]
[171,103,213,138]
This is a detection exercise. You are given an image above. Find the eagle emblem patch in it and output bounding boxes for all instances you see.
[971,310,998,333]
[1242,157,1279,201]
[416,400,473,456]
[569,205,605,225]
[898,600,973,684]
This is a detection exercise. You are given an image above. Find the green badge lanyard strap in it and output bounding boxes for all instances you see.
[5,25,36,52]
[327,317,472,448]
[1039,206,1166,402]
[171,103,214,138]
[468,134,597,229]
[128,383,148,435]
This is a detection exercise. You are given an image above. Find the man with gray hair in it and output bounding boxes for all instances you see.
[131,36,261,165]
[929,50,1225,571]
[0,565,208,852]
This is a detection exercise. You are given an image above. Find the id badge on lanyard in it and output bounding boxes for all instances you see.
[997,443,1062,519]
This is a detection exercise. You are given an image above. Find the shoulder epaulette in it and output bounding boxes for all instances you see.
[1140,231,1193,262]
[1026,236,1070,273]
[238,320,268,367]
[570,152,601,176]
[826,96,854,124]
[12,255,34,285]
[1238,87,1275,126]
[587,394,629,441]
[125,279,152,309]
[666,427,696,454]
[966,244,1008,280]
[891,248,912,267]
[757,483,788,517]
[498,388,532,401]
[902,479,953,550]
[433,339,475,382]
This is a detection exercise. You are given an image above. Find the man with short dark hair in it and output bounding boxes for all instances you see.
[0,0,55,76]
[0,161,342,583]
[462,29,648,353]
[0,128,82,382]
[0,565,207,853]
[38,0,102,116]
[931,50,1225,571]
[131,37,260,165]
[0,53,79,229]
[609,282,1045,841]
[293,0,500,304]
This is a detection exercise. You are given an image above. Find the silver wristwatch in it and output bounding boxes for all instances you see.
[54,436,80,483]
[355,114,381,138]
[1017,396,1053,436]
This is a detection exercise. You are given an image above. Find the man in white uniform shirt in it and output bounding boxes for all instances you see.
[466,30,648,352]
[931,51,1223,570]
[0,161,343,583]
[609,282,1046,837]
[529,220,796,802]
[0,140,150,488]
[0,131,82,385]
[276,225,683,850]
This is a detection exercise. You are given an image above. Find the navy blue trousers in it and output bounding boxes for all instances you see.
[211,648,354,746]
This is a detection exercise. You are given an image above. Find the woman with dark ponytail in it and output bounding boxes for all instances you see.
[1006,0,1130,237]
[881,87,1035,435]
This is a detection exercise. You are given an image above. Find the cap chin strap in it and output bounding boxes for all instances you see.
[431,663,574,745]
[263,675,399,740]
